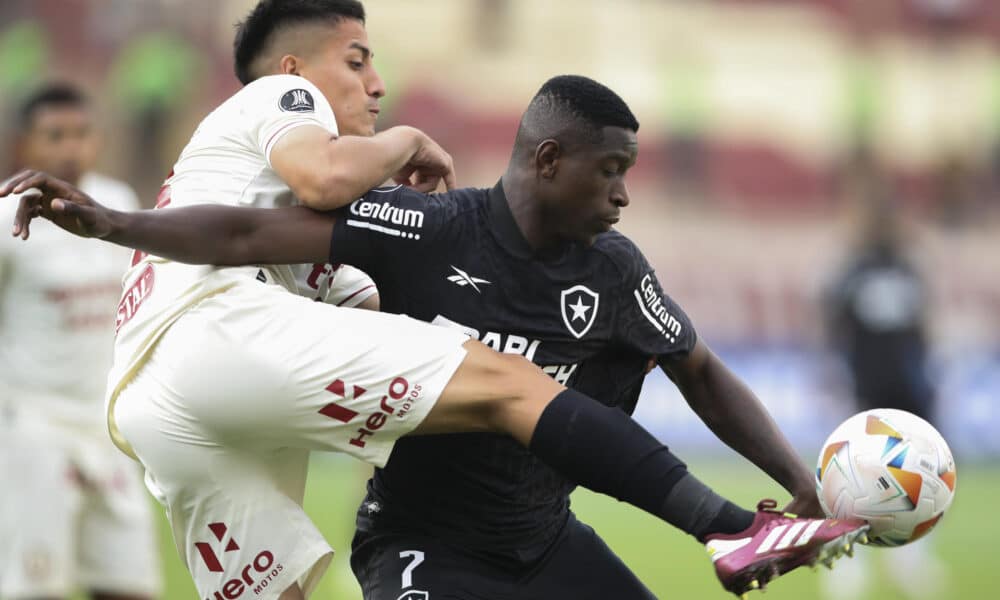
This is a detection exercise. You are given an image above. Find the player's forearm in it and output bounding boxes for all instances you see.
[671,348,815,496]
[295,126,423,210]
[105,205,333,266]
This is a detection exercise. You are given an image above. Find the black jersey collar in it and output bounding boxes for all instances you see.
[487,180,537,259]
[487,180,575,262]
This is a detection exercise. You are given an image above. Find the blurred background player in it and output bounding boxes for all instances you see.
[0,83,161,600]
[821,189,949,600]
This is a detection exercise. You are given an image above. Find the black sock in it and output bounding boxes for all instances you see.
[529,389,754,540]
[664,472,757,542]
[698,499,757,541]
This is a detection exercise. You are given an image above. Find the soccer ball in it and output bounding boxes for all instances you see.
[815,409,956,547]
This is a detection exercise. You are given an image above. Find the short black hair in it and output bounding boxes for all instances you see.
[233,0,366,85]
[513,75,639,156]
[18,83,89,130]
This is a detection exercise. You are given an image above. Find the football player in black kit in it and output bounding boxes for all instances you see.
[3,76,869,599]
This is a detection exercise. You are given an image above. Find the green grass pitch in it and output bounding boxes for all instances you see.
[146,459,996,599]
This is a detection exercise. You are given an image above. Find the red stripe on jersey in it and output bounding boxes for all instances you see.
[337,285,376,307]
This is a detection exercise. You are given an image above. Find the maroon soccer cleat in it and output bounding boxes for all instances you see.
[705,499,869,598]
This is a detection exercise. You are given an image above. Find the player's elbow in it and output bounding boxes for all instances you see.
[293,168,362,211]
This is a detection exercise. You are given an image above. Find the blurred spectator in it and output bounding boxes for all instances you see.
[825,204,934,419]
[820,199,949,600]
[0,82,162,600]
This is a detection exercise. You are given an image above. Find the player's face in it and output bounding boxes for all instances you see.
[19,106,96,184]
[299,19,385,137]
[548,126,637,244]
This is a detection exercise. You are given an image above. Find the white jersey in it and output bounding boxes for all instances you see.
[108,74,373,455]
[0,173,138,427]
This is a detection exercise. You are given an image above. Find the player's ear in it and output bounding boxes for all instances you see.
[279,54,304,76]
[535,139,560,179]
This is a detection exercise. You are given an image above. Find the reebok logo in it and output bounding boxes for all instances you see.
[634,273,682,343]
[447,265,490,293]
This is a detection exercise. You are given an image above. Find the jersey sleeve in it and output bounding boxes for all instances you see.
[325,264,378,308]
[328,185,456,276]
[612,239,697,360]
[239,75,339,166]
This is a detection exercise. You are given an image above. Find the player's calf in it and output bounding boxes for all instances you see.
[418,341,762,547]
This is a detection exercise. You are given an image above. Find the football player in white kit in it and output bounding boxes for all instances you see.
[5,2,869,600]
[0,84,161,600]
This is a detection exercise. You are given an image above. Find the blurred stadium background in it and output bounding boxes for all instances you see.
[1,0,997,598]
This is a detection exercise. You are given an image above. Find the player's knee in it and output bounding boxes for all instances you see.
[478,352,562,432]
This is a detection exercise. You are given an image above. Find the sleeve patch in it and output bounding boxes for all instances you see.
[345,193,426,240]
[633,272,684,343]
[280,89,316,113]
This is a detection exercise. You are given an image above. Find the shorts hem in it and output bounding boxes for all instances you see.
[367,344,468,468]
[274,542,334,600]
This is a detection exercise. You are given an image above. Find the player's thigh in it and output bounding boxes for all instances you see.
[0,409,81,598]
[114,370,331,600]
[350,532,506,600]
[76,445,161,599]
[522,516,656,600]
[411,338,565,446]
[145,283,470,467]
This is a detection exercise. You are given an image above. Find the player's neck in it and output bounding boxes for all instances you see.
[501,174,571,258]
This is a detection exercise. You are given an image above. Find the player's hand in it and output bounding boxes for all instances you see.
[393,132,456,193]
[0,170,112,240]
[783,488,825,519]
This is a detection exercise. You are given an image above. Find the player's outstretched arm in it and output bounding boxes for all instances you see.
[661,340,823,517]
[270,125,456,210]
[1,170,333,265]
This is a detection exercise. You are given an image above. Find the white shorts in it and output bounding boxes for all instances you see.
[0,406,161,598]
[112,280,468,600]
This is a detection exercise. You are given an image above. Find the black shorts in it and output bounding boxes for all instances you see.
[350,514,657,600]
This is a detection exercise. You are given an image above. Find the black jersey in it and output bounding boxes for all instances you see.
[330,182,697,566]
